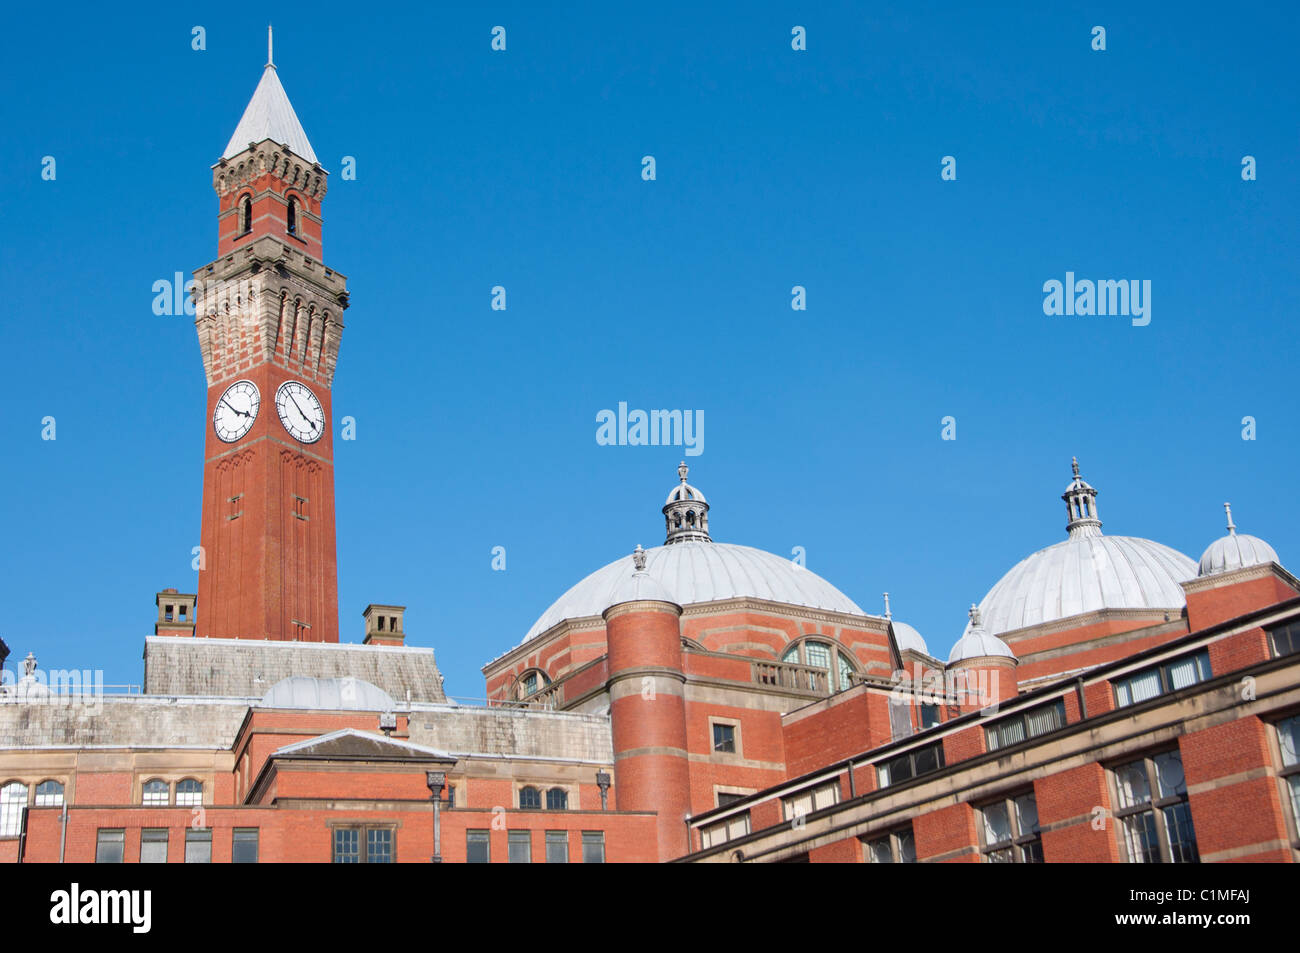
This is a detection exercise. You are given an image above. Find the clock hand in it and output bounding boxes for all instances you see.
[287,392,318,432]
[221,397,251,418]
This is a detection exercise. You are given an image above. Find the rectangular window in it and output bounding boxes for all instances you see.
[184,829,212,864]
[140,829,168,864]
[1113,750,1199,863]
[333,826,393,862]
[1114,650,1212,707]
[712,722,736,753]
[700,811,751,849]
[782,780,841,821]
[865,827,916,863]
[546,830,568,864]
[1276,714,1300,839]
[366,828,393,863]
[95,829,125,864]
[1270,621,1300,658]
[878,741,945,788]
[508,831,532,863]
[232,828,259,864]
[466,829,490,864]
[716,792,746,807]
[920,703,941,730]
[980,792,1043,863]
[986,699,1067,751]
[581,831,605,863]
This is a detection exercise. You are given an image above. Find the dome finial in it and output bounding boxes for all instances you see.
[267,24,274,68]
[632,544,648,572]
[968,603,982,628]
[882,592,892,619]
[1224,502,1237,536]
[1062,456,1102,539]
[662,463,711,544]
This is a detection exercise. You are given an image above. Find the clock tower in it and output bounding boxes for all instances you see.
[192,33,347,642]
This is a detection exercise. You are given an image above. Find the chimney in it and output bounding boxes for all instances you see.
[363,604,406,646]
[155,589,197,637]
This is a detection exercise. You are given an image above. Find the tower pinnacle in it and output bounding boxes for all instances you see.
[662,462,711,545]
[1062,457,1102,539]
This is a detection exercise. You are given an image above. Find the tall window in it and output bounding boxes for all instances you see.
[185,829,212,863]
[287,197,298,235]
[0,782,28,836]
[782,640,858,692]
[581,831,605,863]
[508,831,532,863]
[467,829,490,863]
[95,829,125,863]
[546,787,568,810]
[980,792,1043,862]
[175,779,203,806]
[546,831,568,863]
[34,780,64,807]
[519,786,541,810]
[712,723,736,753]
[140,829,168,864]
[1277,714,1300,839]
[142,779,169,806]
[233,828,259,864]
[865,827,916,863]
[367,828,394,863]
[1113,650,1211,708]
[986,699,1067,751]
[1113,750,1199,863]
[240,195,252,234]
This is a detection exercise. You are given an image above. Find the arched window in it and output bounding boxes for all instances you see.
[175,779,203,807]
[519,786,541,810]
[514,669,550,701]
[142,779,169,806]
[546,787,568,810]
[287,197,298,235]
[240,195,253,234]
[0,782,28,836]
[34,780,64,807]
[782,639,858,692]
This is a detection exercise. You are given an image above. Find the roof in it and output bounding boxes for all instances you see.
[222,64,318,164]
[523,541,866,642]
[257,676,396,712]
[891,621,929,656]
[969,535,1197,639]
[273,728,454,762]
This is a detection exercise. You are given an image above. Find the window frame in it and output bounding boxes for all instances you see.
[518,785,542,810]
[581,830,605,863]
[710,718,739,755]
[545,787,569,811]
[174,778,203,807]
[1269,621,1300,658]
[466,829,491,864]
[1274,712,1300,847]
[95,828,125,864]
[978,790,1043,863]
[877,741,945,788]
[985,698,1067,751]
[232,827,259,864]
[507,830,532,863]
[141,778,170,806]
[781,638,859,692]
[140,828,168,864]
[545,830,569,864]
[864,826,916,863]
[1112,649,1212,708]
[1110,749,1199,864]
[0,781,29,837]
[34,779,65,808]
[184,828,213,864]
[331,824,396,863]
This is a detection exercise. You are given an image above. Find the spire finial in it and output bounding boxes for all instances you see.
[968,603,982,628]
[662,463,711,545]
[267,24,274,68]
[1071,456,1080,479]
[1224,502,1236,536]
[882,592,892,619]
[632,544,647,572]
[1062,455,1102,538]
[677,461,688,483]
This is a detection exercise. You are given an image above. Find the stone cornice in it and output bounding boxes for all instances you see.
[1181,560,1299,595]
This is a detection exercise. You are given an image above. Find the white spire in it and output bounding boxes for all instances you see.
[221,34,318,164]
[1224,502,1237,536]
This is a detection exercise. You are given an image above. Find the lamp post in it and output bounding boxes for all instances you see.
[426,770,447,863]
[595,770,611,811]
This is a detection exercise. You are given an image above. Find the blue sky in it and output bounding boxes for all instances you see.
[0,2,1297,696]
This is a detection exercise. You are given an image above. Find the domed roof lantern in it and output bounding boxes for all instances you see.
[1063,456,1102,539]
[663,462,711,545]
[1197,502,1281,576]
[948,603,1016,664]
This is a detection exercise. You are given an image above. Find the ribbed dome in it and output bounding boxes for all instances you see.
[950,605,1016,663]
[1198,503,1280,577]
[258,676,396,711]
[525,542,865,641]
[891,621,929,656]
[970,535,1195,639]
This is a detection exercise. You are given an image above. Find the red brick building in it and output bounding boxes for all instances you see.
[1,40,1296,865]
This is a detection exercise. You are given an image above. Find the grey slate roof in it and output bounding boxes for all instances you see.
[222,64,318,164]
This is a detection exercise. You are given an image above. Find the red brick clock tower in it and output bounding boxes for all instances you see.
[192,35,347,642]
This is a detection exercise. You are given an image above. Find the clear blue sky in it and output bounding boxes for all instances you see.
[1,2,1297,696]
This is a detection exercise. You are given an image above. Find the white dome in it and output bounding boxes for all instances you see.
[891,621,929,656]
[1199,533,1278,576]
[524,542,865,641]
[969,535,1196,639]
[258,676,396,712]
[948,629,1016,664]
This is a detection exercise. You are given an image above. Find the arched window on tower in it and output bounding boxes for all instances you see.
[519,786,541,810]
[287,197,298,236]
[241,196,253,235]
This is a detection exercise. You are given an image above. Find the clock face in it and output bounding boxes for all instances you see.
[213,380,260,443]
[275,380,325,444]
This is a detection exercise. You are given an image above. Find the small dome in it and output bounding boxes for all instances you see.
[1198,503,1280,577]
[606,546,679,609]
[258,676,396,712]
[949,606,1016,664]
[891,621,929,656]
